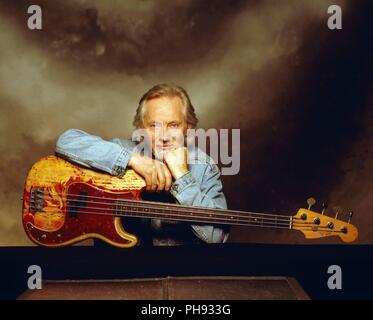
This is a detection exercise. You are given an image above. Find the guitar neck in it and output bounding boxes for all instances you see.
[113,199,293,230]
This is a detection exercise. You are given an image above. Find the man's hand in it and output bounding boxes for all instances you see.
[164,146,189,180]
[128,153,172,192]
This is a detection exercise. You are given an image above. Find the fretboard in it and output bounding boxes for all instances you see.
[113,198,292,230]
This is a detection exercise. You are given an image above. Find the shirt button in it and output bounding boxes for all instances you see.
[172,184,179,193]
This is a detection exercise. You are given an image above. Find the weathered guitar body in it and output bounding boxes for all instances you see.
[23,155,145,248]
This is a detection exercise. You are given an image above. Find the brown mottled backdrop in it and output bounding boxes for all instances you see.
[0,0,371,245]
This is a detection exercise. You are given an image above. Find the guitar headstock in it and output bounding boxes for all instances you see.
[292,198,358,243]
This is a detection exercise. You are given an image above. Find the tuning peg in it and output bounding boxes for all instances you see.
[348,211,354,224]
[333,206,342,219]
[321,202,328,215]
[307,197,316,210]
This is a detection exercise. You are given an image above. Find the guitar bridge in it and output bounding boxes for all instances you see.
[30,188,45,212]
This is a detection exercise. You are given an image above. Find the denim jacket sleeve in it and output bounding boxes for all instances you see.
[55,129,134,177]
[170,162,229,244]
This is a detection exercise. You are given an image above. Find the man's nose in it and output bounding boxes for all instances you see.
[157,127,171,142]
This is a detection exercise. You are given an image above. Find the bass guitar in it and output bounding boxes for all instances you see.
[22,155,358,247]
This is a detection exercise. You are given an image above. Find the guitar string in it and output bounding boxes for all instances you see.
[28,189,293,219]
[29,196,293,224]
[29,194,341,228]
[28,199,346,233]
[28,191,346,230]
[25,208,346,234]
[30,200,292,228]
[35,209,293,229]
[29,192,296,223]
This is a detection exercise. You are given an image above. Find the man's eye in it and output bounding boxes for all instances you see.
[169,123,179,128]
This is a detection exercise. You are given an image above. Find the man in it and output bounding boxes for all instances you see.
[56,84,229,246]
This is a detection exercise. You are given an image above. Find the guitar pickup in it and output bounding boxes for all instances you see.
[30,188,45,213]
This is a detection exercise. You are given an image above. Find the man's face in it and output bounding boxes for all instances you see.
[142,95,189,160]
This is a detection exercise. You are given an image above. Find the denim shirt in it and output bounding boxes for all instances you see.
[55,129,229,244]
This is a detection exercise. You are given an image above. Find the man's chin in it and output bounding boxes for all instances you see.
[154,149,166,161]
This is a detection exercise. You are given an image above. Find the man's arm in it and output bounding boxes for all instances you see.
[55,129,134,177]
[56,129,172,192]
[169,163,229,243]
